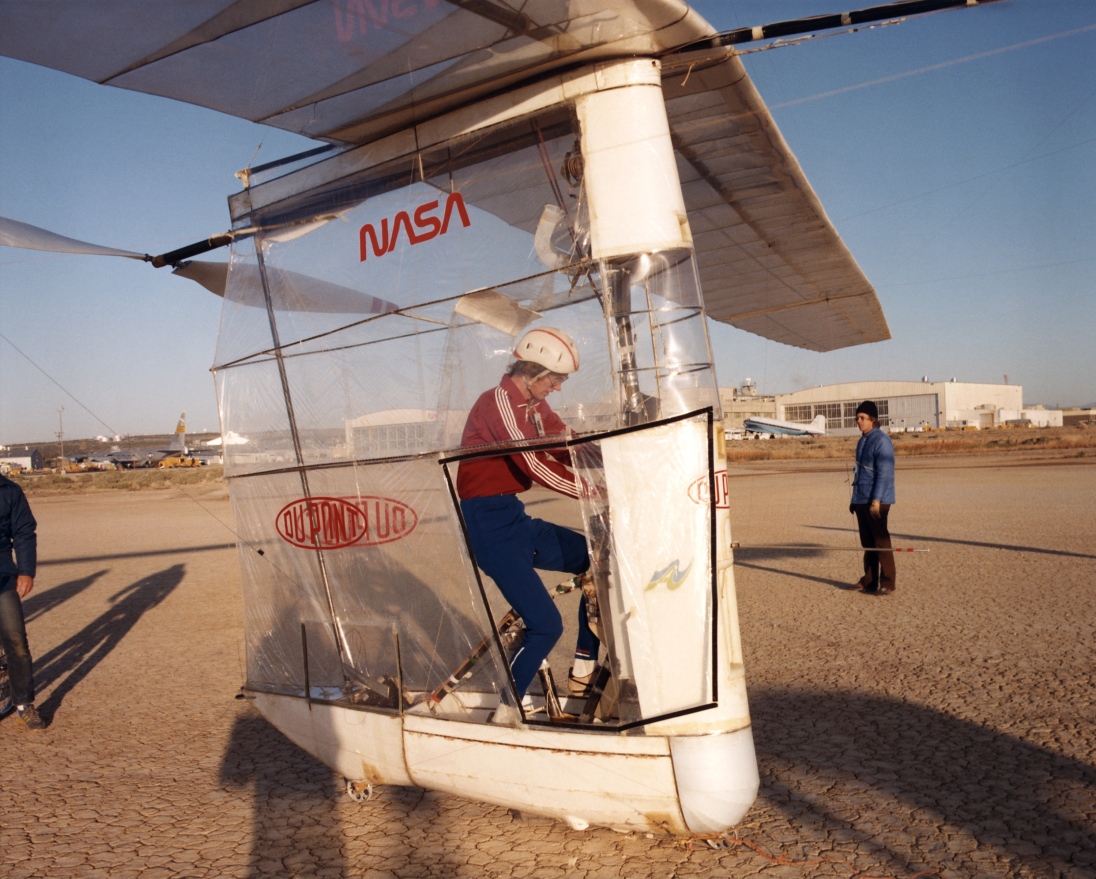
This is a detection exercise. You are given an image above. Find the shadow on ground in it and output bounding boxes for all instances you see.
[216,688,1094,878]
[34,564,185,720]
[220,711,469,878]
[22,569,108,622]
[749,689,1096,877]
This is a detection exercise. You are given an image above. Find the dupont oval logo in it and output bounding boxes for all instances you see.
[687,470,730,510]
[276,496,418,550]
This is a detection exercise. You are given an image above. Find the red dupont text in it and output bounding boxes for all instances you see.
[687,470,730,510]
[359,192,471,261]
[276,496,419,549]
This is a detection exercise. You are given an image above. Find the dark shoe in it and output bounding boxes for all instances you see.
[17,704,45,730]
[859,584,879,594]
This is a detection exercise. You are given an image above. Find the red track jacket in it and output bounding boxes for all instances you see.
[457,375,583,500]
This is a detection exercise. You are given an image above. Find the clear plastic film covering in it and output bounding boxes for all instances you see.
[214,97,723,726]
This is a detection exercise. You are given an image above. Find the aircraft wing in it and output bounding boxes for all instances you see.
[0,0,889,352]
[662,52,890,352]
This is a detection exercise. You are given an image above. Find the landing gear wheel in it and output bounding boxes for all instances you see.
[345,779,376,802]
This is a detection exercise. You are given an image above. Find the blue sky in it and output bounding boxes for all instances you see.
[1,0,1093,444]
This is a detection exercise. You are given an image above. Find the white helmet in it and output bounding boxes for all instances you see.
[513,327,580,374]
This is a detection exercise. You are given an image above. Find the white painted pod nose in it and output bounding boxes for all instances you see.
[670,727,760,833]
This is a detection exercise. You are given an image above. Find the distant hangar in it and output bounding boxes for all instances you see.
[773,380,1060,436]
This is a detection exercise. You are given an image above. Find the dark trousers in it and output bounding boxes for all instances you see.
[853,504,895,590]
[460,495,595,698]
[0,576,34,705]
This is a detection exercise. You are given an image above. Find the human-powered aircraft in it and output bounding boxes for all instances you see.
[0,0,998,835]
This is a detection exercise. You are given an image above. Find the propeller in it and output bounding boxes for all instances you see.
[1,215,397,316]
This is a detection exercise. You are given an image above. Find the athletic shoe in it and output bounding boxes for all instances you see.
[16,704,45,730]
[568,667,594,697]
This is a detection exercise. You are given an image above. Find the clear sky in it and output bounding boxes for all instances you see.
[1,0,1093,445]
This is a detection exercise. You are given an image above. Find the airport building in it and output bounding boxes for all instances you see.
[772,380,1057,436]
[0,447,44,472]
[719,379,777,432]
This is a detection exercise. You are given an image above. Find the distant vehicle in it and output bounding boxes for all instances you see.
[156,455,200,469]
[82,413,188,469]
[743,414,827,437]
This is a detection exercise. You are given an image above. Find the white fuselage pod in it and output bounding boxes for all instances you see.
[240,58,757,835]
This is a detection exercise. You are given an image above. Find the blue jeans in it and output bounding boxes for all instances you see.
[0,576,34,706]
[460,495,598,698]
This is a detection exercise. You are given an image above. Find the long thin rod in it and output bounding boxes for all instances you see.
[732,543,928,552]
[666,0,1005,55]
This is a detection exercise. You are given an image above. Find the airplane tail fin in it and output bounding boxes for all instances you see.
[169,412,187,451]
[811,414,827,433]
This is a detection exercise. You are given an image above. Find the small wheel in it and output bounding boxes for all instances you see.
[345,778,375,802]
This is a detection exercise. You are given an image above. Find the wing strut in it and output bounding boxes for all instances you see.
[665,0,1005,55]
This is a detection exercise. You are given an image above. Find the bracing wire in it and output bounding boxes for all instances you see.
[0,330,121,438]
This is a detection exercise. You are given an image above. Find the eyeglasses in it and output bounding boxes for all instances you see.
[546,373,568,388]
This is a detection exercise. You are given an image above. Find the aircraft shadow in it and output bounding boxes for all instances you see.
[37,543,236,567]
[806,524,1096,560]
[219,711,466,878]
[33,564,185,721]
[21,569,108,623]
[734,559,854,591]
[749,689,1095,877]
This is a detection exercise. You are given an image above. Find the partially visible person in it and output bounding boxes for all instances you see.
[849,400,896,595]
[0,473,44,729]
[457,327,601,713]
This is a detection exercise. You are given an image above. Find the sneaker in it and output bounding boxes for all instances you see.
[16,704,45,730]
[568,667,594,697]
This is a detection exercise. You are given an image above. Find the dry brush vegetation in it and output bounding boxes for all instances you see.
[726,425,1096,463]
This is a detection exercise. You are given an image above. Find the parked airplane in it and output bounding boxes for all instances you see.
[743,414,828,438]
[81,413,187,469]
[0,0,997,838]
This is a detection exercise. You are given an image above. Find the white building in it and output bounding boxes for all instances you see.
[773,380,1056,435]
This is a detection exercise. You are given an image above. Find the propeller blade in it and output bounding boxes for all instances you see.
[174,259,398,315]
[0,215,147,260]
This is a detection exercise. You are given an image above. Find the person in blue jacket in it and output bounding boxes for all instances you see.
[0,473,44,729]
[849,401,896,594]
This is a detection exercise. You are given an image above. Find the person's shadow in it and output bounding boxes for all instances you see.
[749,689,1096,877]
[34,564,185,721]
[22,570,108,623]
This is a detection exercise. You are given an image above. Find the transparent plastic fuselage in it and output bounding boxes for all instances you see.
[215,102,727,730]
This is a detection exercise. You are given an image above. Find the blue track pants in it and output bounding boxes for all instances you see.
[460,494,598,697]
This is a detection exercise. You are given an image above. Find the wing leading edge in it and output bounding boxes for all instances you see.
[0,0,889,352]
[662,51,890,351]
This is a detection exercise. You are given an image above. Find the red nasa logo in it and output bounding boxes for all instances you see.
[687,470,730,510]
[276,496,418,550]
[359,192,471,261]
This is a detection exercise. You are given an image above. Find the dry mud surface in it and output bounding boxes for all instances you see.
[1,455,1094,879]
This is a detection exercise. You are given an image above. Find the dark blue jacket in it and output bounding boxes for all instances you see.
[852,428,896,505]
[0,474,37,579]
